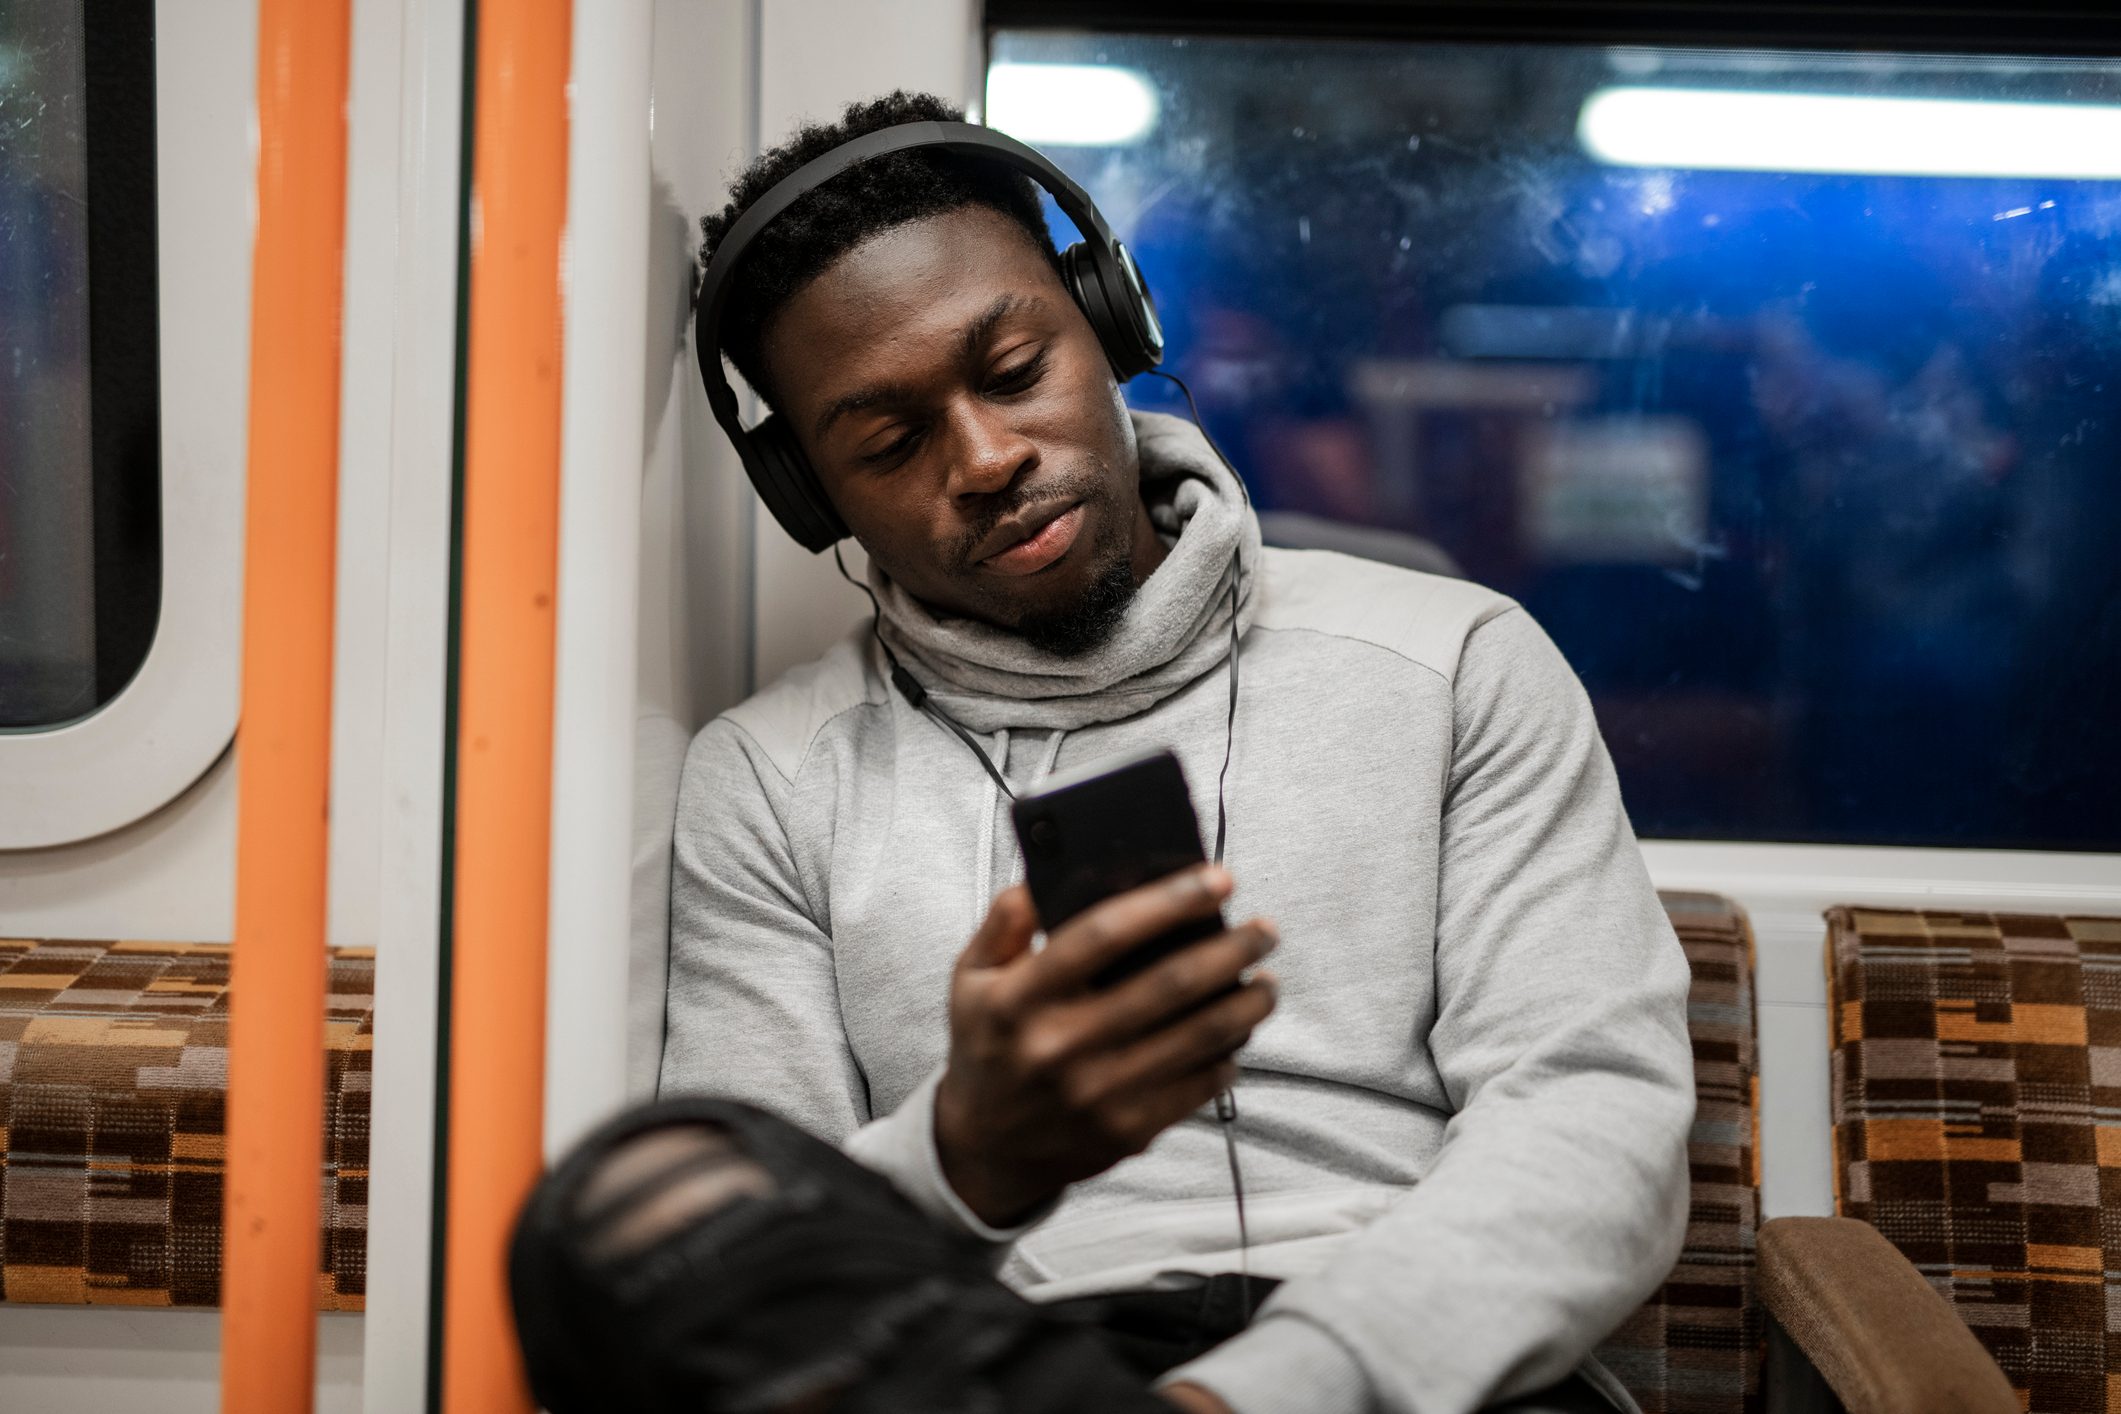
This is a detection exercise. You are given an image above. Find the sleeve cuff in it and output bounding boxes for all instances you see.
[843,1067,1054,1245]
[1160,1311,1373,1414]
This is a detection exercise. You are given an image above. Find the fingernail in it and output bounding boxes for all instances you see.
[1202,865,1234,896]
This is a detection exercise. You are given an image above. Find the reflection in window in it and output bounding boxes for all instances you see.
[0,3,158,730]
[988,37,2121,851]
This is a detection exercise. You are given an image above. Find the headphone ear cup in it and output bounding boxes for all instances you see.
[1061,241,1159,382]
[744,414,848,553]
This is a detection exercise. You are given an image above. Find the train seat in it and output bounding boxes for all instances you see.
[1600,893,2016,1414]
[1830,905,2121,1414]
[0,902,2023,1414]
[1596,891,1764,1410]
[0,939,370,1308]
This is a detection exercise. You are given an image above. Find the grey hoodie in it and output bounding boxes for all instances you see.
[662,411,1695,1414]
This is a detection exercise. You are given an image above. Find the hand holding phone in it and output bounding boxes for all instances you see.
[929,750,1279,1228]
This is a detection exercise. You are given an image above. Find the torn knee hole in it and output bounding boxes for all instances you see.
[571,1123,776,1260]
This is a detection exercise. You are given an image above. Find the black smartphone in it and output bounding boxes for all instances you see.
[1011,748,1226,990]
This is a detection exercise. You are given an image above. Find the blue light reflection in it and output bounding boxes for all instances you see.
[994,36,2121,849]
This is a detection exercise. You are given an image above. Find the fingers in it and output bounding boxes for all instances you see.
[1016,919,1275,1065]
[1020,865,1235,1001]
[958,884,1039,974]
[1087,921,1277,1046]
[1062,972,1277,1113]
[1001,914,1275,1072]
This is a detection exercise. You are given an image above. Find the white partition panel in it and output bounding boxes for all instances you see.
[356,0,468,1405]
[0,1311,362,1414]
[633,0,760,1097]
[543,0,657,1158]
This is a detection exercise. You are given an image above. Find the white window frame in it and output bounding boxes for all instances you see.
[0,5,250,850]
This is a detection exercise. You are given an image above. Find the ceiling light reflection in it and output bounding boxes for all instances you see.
[1579,86,2121,180]
[987,63,1159,147]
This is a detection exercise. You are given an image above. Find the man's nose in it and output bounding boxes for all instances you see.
[943,402,1038,501]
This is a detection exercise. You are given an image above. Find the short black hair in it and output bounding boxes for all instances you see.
[695,91,1058,409]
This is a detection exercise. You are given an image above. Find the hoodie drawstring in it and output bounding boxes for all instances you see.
[973,728,1009,933]
[975,728,1069,930]
[1011,730,1068,895]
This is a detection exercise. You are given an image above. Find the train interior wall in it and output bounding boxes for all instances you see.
[2,1,2116,1410]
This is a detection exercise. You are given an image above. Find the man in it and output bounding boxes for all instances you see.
[653,91,1694,1413]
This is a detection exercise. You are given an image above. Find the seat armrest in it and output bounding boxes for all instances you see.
[1757,1217,2015,1414]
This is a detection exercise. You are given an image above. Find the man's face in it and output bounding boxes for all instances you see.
[760,205,1154,649]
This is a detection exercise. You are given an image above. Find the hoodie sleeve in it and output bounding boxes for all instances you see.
[660,717,1038,1246]
[1166,607,1696,1414]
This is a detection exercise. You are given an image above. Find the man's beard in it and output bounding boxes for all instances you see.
[1012,543,1138,656]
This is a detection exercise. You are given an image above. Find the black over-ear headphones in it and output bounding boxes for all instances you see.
[692,120,1167,553]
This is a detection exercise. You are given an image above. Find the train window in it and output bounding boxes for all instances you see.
[0,4,160,730]
[986,32,2121,852]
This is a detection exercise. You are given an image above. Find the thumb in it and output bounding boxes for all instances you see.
[959,884,1038,973]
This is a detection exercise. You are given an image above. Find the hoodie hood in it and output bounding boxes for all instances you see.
[868,409,1262,733]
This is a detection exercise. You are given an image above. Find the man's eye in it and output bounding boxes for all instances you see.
[988,351,1048,395]
[861,428,922,466]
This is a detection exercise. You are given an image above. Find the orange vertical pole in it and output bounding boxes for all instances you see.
[440,1,571,1409]
[221,0,351,1410]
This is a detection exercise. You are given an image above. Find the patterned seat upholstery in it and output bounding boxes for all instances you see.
[0,895,1759,1371]
[1597,891,1765,1414]
[0,938,371,1308]
[1829,906,2121,1414]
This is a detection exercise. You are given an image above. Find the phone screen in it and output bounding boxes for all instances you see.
[1011,748,1224,989]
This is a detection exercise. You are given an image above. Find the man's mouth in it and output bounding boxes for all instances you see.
[976,501,1086,577]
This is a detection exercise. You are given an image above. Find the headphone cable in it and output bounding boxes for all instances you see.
[833,544,1018,802]
[1149,367,1257,1320]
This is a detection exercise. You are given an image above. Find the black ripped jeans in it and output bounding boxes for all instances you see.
[507,1097,1617,1414]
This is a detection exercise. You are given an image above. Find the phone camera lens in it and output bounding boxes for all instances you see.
[1028,819,1057,851]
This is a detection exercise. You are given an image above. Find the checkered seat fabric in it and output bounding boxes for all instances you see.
[0,938,371,1308]
[0,896,1759,1361]
[1829,905,2121,1414]
[1595,891,1765,1414]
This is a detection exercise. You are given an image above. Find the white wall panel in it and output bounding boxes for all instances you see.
[327,0,417,956]
[633,0,759,1096]
[1755,1000,1837,1220]
[641,0,757,734]
[544,0,657,1156]
[0,753,235,940]
[0,1311,361,1414]
[357,0,468,1403]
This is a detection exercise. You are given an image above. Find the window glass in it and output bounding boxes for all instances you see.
[988,35,2121,851]
[0,2,158,730]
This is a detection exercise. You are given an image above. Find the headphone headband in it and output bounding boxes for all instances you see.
[693,119,1161,551]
